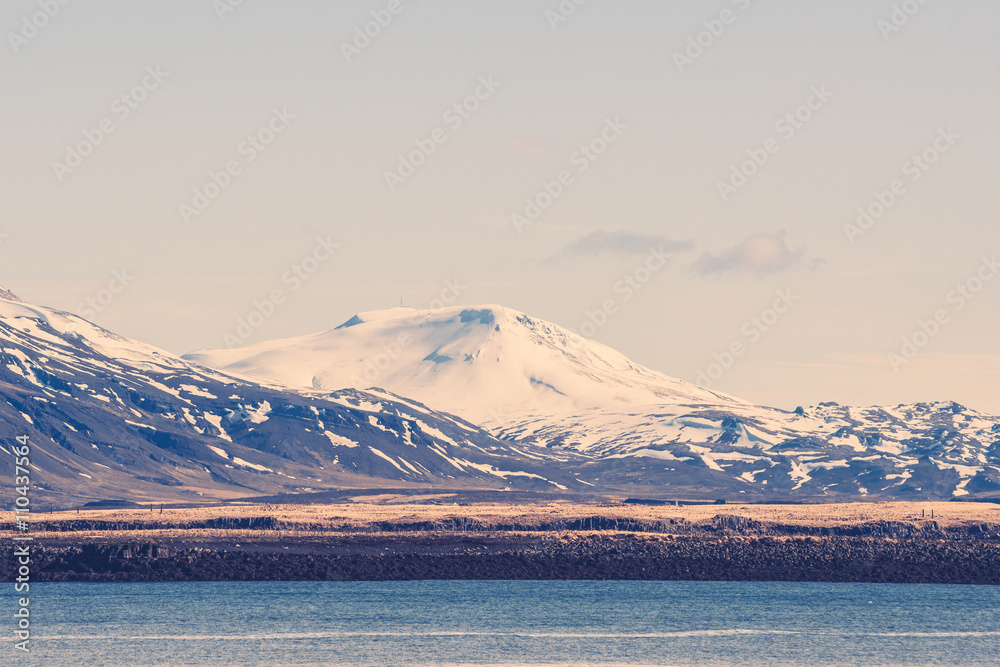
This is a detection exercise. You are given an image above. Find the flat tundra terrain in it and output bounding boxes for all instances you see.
[3,500,999,585]
[10,499,998,528]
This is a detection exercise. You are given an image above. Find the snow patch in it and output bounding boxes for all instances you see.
[232,457,272,472]
[368,446,408,474]
[207,446,229,459]
[324,431,359,448]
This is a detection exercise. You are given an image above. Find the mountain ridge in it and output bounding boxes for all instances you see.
[2,290,998,503]
[186,303,1000,500]
[0,292,582,504]
[185,304,746,427]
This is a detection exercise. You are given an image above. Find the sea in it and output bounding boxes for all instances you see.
[11,580,1000,666]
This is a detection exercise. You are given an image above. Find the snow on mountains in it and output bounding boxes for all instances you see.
[185,305,744,426]
[0,292,580,505]
[0,288,996,504]
[188,305,1000,500]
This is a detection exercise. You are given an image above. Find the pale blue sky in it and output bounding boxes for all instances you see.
[1,0,998,412]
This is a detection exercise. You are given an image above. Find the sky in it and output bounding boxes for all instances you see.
[1,0,998,414]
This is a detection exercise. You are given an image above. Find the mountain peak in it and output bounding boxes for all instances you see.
[185,303,739,424]
[343,304,513,326]
[0,287,24,303]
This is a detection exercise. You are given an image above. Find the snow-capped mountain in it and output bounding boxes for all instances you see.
[0,292,579,505]
[185,305,743,427]
[188,305,1000,500]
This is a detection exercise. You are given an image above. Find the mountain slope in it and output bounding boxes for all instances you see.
[187,305,1000,500]
[186,305,743,427]
[0,293,579,505]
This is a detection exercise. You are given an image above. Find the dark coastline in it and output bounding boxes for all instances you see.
[6,529,1000,585]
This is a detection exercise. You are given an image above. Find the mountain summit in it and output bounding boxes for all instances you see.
[0,287,24,303]
[0,295,578,503]
[187,304,1000,499]
[1,290,995,502]
[185,305,741,426]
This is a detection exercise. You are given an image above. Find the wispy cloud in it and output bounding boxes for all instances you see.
[691,230,813,277]
[552,230,694,261]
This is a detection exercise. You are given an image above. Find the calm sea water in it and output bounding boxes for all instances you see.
[9,581,1000,666]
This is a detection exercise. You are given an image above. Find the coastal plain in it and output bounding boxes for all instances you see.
[4,497,999,585]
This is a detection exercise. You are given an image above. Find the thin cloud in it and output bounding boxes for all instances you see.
[691,231,808,277]
[552,230,694,261]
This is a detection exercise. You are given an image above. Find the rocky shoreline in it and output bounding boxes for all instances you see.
[4,517,1000,585]
[14,512,1000,539]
